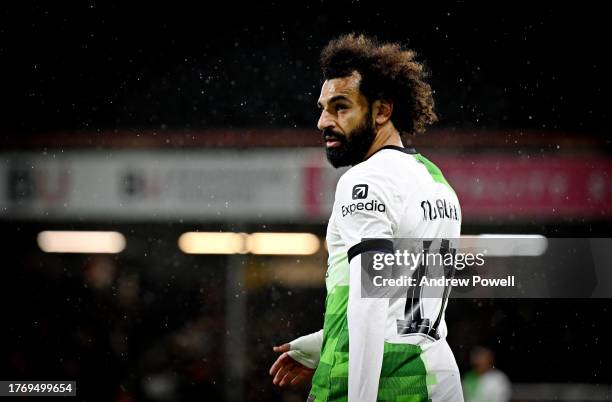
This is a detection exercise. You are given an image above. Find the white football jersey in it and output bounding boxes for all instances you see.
[326,145,462,345]
[300,145,464,402]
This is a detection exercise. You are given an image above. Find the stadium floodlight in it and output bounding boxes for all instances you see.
[178,232,248,254]
[246,232,320,255]
[37,231,126,254]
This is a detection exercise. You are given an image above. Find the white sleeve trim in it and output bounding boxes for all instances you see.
[288,329,323,369]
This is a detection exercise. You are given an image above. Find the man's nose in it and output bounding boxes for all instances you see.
[317,109,334,131]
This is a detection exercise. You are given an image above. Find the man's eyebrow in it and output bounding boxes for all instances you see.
[317,95,352,109]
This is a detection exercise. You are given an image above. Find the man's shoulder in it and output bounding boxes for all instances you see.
[335,157,385,193]
[337,148,421,188]
[333,149,416,206]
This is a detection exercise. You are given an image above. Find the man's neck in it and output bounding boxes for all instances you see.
[364,124,403,160]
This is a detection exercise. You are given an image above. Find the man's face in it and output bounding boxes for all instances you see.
[317,71,376,168]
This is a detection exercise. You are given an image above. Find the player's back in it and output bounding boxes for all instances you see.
[337,145,461,341]
[325,145,461,341]
[312,145,463,402]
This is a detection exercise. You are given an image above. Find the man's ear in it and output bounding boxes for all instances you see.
[373,99,393,125]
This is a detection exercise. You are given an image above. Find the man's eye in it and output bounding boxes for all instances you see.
[336,104,348,111]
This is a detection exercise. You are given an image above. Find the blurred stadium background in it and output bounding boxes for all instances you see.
[1,2,610,401]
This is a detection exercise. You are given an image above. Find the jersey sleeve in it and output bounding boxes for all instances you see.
[334,169,399,401]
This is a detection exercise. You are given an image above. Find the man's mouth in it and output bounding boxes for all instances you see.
[325,139,341,148]
[324,134,343,148]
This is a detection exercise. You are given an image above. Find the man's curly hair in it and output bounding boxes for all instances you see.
[320,34,437,137]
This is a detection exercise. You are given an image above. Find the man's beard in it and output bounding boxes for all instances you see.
[323,110,376,168]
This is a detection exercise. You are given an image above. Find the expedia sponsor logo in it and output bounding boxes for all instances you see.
[341,199,386,217]
[352,184,368,199]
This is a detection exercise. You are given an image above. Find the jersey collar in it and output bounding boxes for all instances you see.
[377,145,418,154]
[364,145,418,162]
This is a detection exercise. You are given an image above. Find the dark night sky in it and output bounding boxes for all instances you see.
[1,2,609,136]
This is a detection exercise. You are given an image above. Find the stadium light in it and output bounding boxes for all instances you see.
[246,232,320,255]
[37,231,126,254]
[178,232,321,255]
[178,232,247,254]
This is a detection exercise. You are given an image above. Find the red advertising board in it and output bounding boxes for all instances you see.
[435,155,612,220]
